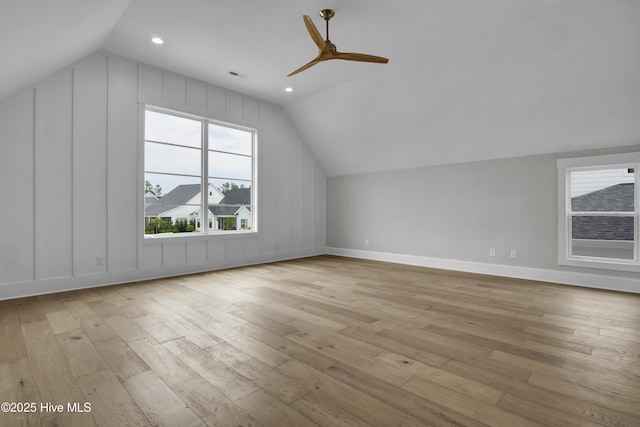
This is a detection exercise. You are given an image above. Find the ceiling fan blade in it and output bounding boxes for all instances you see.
[287,56,324,77]
[334,52,389,64]
[303,15,326,50]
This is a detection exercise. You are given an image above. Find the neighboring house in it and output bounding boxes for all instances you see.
[144,184,224,229]
[209,187,252,230]
[570,183,635,259]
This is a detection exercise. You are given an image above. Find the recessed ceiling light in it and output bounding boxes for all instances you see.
[151,37,164,45]
[285,87,293,92]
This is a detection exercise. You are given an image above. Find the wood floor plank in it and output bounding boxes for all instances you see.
[13,298,47,323]
[0,358,41,427]
[104,315,147,342]
[324,361,487,427]
[56,329,109,377]
[171,376,261,427]
[45,309,81,334]
[122,370,204,427]
[21,321,86,405]
[374,351,504,405]
[76,369,151,427]
[497,392,603,427]
[528,372,640,419]
[0,302,27,363]
[128,338,197,387]
[92,336,150,381]
[235,389,317,427]
[402,375,544,427]
[290,391,374,427]
[132,315,182,343]
[162,338,258,401]
[278,359,424,426]
[80,314,118,343]
[200,322,291,367]
[233,322,337,370]
[444,358,640,427]
[206,341,310,404]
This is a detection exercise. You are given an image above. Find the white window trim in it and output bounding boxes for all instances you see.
[557,152,640,272]
[141,105,258,241]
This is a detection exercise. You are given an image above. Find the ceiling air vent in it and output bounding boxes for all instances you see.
[228,71,248,79]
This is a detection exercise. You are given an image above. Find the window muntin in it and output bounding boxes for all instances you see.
[558,154,639,271]
[143,108,256,238]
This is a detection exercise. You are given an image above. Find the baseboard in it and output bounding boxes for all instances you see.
[325,247,640,294]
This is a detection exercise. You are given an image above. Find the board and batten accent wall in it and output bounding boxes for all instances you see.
[326,149,640,293]
[0,51,325,300]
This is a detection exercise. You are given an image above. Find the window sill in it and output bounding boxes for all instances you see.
[141,230,258,244]
[560,257,640,273]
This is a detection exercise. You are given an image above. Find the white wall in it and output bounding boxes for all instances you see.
[327,147,640,293]
[0,52,325,300]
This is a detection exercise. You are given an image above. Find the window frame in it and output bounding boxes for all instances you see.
[142,105,257,240]
[557,152,640,272]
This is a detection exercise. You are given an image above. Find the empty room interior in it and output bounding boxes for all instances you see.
[1,1,640,426]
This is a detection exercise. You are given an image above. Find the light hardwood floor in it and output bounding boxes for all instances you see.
[1,255,639,427]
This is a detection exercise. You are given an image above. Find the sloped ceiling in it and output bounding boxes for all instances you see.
[2,0,639,176]
[0,0,131,101]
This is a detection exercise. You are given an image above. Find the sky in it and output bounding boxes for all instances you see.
[144,110,253,198]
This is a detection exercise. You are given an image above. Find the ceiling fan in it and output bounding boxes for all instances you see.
[287,9,389,77]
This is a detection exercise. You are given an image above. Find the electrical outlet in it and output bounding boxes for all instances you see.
[365,239,370,246]
[96,256,104,266]
[489,248,496,257]
[510,249,517,259]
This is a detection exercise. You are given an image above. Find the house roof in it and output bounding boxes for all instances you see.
[219,188,251,205]
[145,195,160,205]
[144,184,200,216]
[571,183,635,240]
[208,205,241,216]
[572,183,634,212]
[208,188,251,216]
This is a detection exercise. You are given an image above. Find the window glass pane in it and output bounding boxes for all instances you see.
[144,174,200,201]
[570,168,634,212]
[145,110,201,148]
[144,174,203,236]
[208,151,252,180]
[144,212,201,235]
[145,142,201,176]
[571,215,634,260]
[210,178,251,197]
[208,180,252,232]
[208,123,252,155]
[209,179,251,200]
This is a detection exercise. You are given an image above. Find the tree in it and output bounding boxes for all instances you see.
[145,180,163,197]
[145,217,171,234]
[219,182,246,195]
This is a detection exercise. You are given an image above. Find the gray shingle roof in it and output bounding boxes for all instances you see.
[144,184,200,216]
[219,187,251,205]
[572,183,634,212]
[208,187,251,216]
[208,205,242,216]
[571,183,635,240]
[157,184,201,205]
[145,195,160,205]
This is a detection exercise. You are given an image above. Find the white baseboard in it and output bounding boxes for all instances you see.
[326,247,640,294]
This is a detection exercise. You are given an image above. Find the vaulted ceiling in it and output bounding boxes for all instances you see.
[2,0,639,176]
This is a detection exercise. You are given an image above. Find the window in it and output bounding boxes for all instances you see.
[144,108,256,237]
[558,153,640,271]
